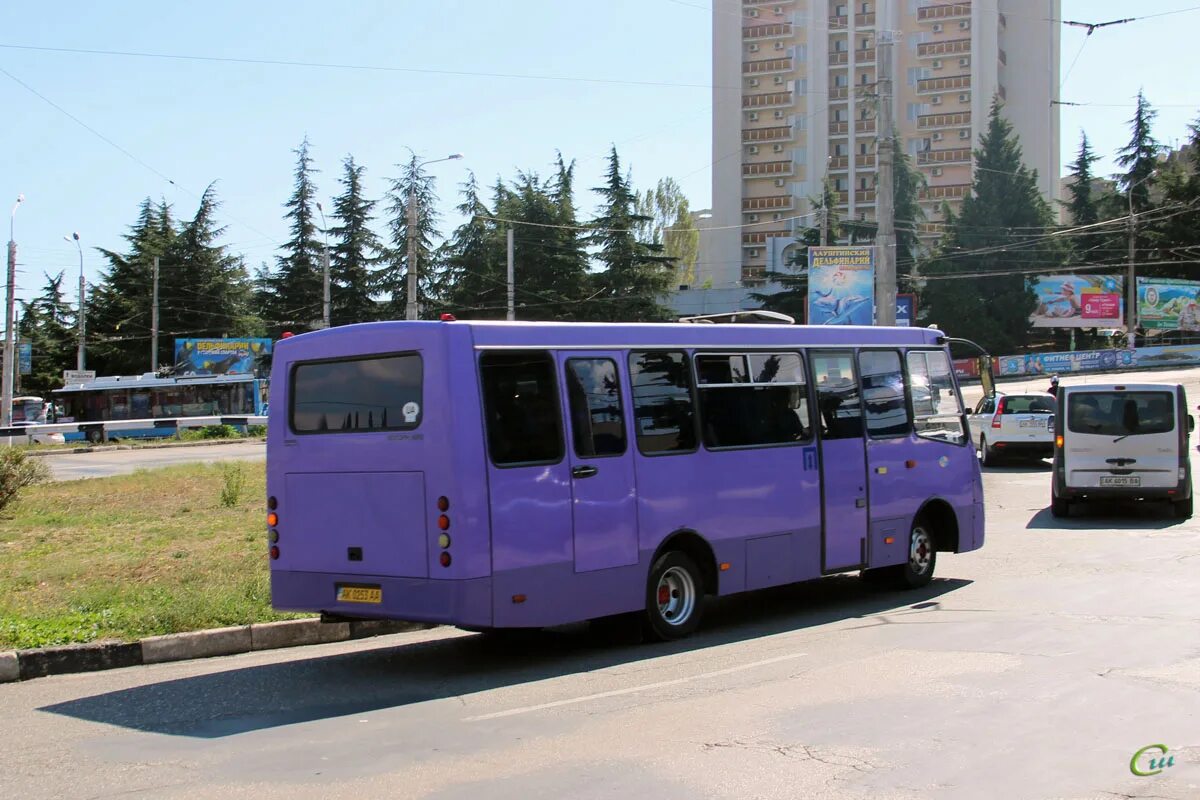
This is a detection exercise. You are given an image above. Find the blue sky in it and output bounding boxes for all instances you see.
[1,0,1197,305]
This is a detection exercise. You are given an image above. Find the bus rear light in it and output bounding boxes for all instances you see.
[268,496,278,510]
[438,533,451,549]
[439,552,452,568]
[269,529,279,543]
[438,515,450,531]
[270,545,280,560]
[437,496,450,512]
[267,512,279,527]
[512,594,527,604]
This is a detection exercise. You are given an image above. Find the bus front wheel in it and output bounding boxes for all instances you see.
[863,519,938,590]
[642,551,705,642]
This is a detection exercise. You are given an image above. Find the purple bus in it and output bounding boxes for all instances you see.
[266,319,985,641]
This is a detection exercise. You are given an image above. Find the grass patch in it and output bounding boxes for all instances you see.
[0,462,307,650]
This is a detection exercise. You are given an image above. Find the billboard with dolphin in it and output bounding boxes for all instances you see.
[807,246,875,326]
[173,338,273,377]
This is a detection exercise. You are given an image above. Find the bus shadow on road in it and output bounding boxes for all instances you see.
[39,576,969,738]
[1026,504,1186,531]
[980,461,1051,474]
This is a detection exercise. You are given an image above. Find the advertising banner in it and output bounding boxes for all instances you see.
[173,338,273,376]
[1029,275,1124,328]
[807,246,875,326]
[995,343,1200,378]
[1136,278,1200,330]
[17,343,31,375]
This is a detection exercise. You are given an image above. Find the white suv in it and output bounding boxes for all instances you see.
[968,392,1055,465]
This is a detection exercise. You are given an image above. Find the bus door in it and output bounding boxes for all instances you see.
[810,351,868,572]
[558,352,639,573]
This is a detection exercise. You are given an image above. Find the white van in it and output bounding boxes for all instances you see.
[1052,383,1194,518]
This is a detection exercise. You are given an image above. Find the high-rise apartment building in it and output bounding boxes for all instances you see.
[704,0,1060,290]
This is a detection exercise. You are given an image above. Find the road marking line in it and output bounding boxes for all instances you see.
[465,651,807,721]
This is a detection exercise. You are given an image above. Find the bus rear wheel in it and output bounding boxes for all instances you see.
[642,551,705,642]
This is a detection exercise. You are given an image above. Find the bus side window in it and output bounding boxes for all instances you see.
[480,351,564,466]
[859,350,908,438]
[629,351,698,455]
[696,352,810,448]
[565,358,627,458]
[811,353,863,440]
[906,350,966,443]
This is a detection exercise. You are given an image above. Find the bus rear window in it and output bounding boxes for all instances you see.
[291,354,422,433]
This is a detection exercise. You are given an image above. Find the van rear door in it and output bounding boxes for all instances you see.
[1063,389,1179,490]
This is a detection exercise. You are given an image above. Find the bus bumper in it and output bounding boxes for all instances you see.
[270,569,493,628]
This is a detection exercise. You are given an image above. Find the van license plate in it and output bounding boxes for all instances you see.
[1100,476,1141,487]
[336,585,383,604]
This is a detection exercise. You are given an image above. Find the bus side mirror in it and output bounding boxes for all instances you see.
[1189,415,1195,433]
[978,355,996,399]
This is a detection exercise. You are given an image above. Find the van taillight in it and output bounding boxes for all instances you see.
[991,397,1006,429]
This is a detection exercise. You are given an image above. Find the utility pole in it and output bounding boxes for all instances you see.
[405,182,420,321]
[506,228,515,321]
[315,202,330,329]
[151,256,160,372]
[2,195,23,428]
[67,232,85,370]
[819,204,828,247]
[1127,203,1137,349]
[874,29,898,326]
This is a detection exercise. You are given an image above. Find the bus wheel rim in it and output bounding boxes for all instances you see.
[910,527,933,575]
[656,566,696,626]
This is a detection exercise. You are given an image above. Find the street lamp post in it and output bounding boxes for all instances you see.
[405,153,463,321]
[315,203,331,329]
[65,233,85,370]
[1125,172,1155,349]
[2,195,23,428]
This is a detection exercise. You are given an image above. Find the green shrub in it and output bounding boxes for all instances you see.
[246,425,266,438]
[181,424,240,441]
[220,463,245,507]
[0,448,51,512]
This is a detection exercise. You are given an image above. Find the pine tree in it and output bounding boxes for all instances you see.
[328,155,384,325]
[89,198,176,375]
[267,136,324,333]
[1117,90,1161,214]
[17,273,75,395]
[381,155,442,319]
[921,98,1061,354]
[439,173,506,318]
[1157,115,1200,263]
[589,147,674,321]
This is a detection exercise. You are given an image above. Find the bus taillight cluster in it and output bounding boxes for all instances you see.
[267,497,280,560]
[437,496,451,567]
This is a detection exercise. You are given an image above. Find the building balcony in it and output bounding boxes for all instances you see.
[743,125,793,143]
[917,111,970,130]
[829,120,850,136]
[856,118,877,133]
[917,147,971,166]
[917,38,971,58]
[856,189,877,204]
[743,229,790,246]
[856,12,876,27]
[743,91,793,109]
[743,23,792,40]
[742,265,767,284]
[744,57,792,75]
[919,183,971,201]
[743,195,795,211]
[917,74,971,93]
[829,155,849,170]
[856,153,875,168]
[829,14,848,28]
[829,51,849,66]
[743,160,795,177]
[917,2,971,20]
[829,86,850,100]
[856,48,876,64]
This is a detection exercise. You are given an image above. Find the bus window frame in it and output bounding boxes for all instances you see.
[628,349,701,458]
[859,348,912,441]
[478,349,567,470]
[904,347,969,447]
[288,350,425,436]
[693,349,814,452]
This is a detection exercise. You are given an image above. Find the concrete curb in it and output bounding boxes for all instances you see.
[0,618,433,683]
[26,438,266,458]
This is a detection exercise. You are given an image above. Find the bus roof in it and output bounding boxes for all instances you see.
[54,372,260,393]
[275,319,946,354]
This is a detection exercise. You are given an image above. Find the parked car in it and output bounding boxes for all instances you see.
[9,421,66,445]
[1052,383,1193,518]
[968,392,1055,465]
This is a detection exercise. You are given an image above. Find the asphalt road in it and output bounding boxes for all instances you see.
[1,367,1198,798]
[40,440,266,481]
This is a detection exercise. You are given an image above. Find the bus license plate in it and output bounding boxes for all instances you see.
[336,585,382,604]
[1100,476,1140,487]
